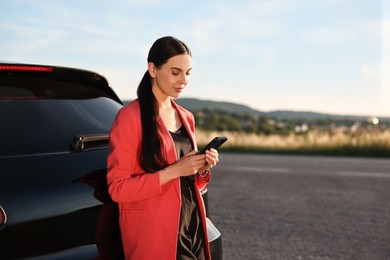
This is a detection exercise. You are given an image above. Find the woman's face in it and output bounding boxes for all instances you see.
[149,54,192,99]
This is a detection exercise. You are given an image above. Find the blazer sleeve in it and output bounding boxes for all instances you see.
[107,104,163,203]
[195,172,210,192]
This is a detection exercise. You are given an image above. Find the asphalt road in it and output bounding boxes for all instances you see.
[207,153,390,260]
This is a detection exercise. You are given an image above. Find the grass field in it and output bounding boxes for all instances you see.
[196,128,390,157]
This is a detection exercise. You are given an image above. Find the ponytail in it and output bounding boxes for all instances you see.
[137,71,168,172]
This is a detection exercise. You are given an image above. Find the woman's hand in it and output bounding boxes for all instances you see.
[159,151,206,185]
[174,151,209,177]
[197,148,219,174]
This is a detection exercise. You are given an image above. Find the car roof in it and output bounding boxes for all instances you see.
[0,62,123,104]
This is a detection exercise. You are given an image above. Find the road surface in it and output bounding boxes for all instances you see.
[207,153,390,260]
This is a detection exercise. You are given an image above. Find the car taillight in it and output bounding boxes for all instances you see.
[0,65,54,72]
[0,206,6,230]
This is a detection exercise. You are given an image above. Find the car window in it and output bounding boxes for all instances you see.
[0,76,122,157]
[0,77,112,100]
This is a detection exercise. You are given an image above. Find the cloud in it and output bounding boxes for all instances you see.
[360,65,381,79]
[299,21,381,46]
[119,0,161,5]
[224,0,300,17]
[185,6,283,63]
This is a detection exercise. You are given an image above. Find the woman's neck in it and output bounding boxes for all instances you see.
[158,100,182,132]
[152,85,172,110]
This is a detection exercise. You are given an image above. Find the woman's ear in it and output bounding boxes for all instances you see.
[148,62,156,78]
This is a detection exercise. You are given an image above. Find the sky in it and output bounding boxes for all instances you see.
[1,0,389,117]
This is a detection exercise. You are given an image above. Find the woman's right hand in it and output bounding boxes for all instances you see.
[159,151,206,185]
[172,151,207,177]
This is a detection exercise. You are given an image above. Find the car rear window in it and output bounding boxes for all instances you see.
[0,75,123,157]
[0,77,112,100]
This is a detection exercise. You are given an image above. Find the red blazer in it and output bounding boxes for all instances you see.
[107,99,211,260]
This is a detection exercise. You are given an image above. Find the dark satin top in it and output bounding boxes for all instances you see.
[170,125,206,259]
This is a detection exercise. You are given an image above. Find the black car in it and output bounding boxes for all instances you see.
[0,63,222,259]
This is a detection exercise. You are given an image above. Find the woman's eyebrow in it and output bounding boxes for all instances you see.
[171,67,192,71]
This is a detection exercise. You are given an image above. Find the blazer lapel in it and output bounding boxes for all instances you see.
[171,100,197,151]
[157,113,182,199]
[157,99,197,199]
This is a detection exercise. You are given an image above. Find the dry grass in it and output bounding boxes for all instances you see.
[196,128,390,156]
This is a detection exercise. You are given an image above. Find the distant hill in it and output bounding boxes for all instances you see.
[123,98,390,122]
[266,110,373,121]
[175,98,390,122]
[175,98,265,117]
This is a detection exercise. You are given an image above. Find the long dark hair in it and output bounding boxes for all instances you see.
[137,36,192,173]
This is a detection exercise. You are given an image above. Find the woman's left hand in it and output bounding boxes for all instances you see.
[198,148,219,173]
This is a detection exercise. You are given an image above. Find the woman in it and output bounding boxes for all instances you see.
[107,36,219,260]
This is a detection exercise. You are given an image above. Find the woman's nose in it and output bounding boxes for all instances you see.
[179,74,188,84]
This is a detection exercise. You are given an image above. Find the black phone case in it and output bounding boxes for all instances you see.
[198,136,228,154]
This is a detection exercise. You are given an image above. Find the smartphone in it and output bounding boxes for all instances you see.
[198,136,228,154]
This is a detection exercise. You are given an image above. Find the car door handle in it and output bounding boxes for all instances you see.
[70,134,109,152]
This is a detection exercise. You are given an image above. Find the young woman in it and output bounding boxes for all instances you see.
[107,36,220,260]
